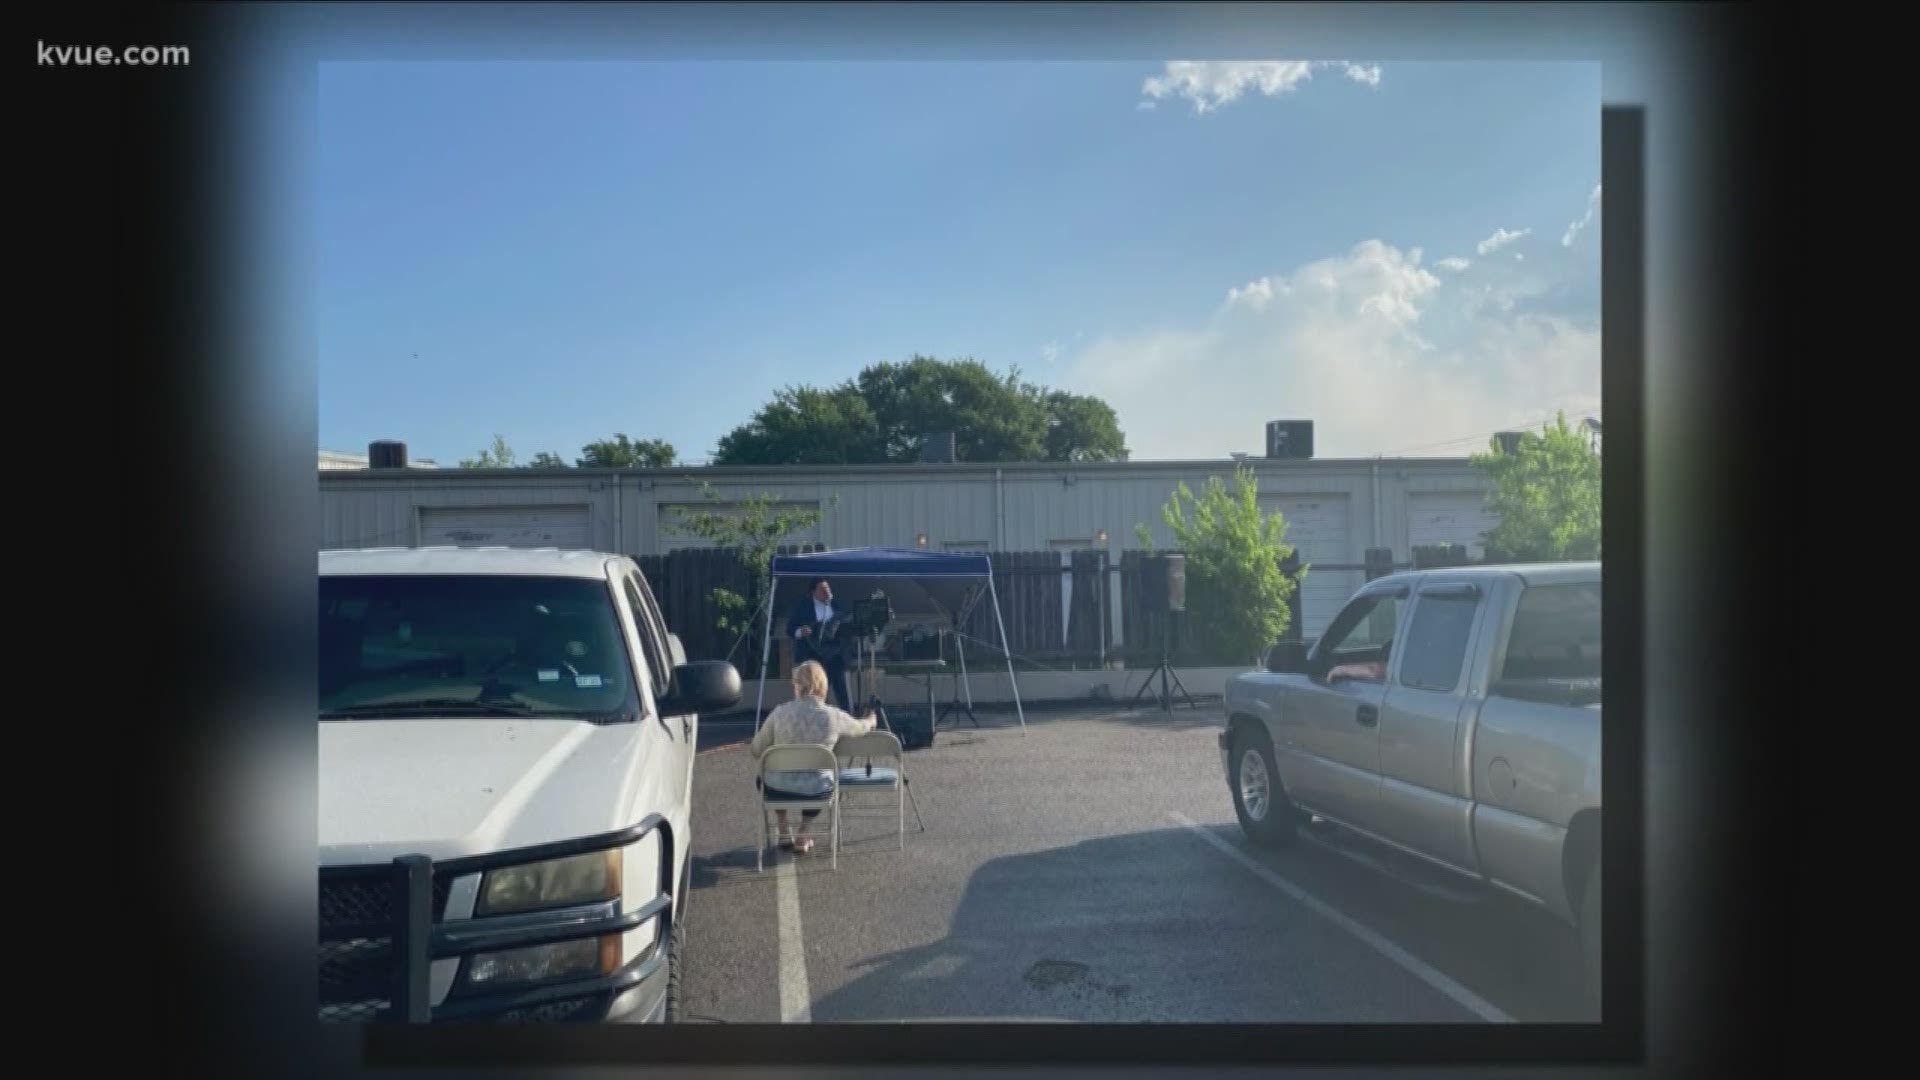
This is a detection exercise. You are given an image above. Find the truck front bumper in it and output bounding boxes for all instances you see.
[320,815,675,1024]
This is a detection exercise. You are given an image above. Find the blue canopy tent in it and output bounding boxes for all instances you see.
[753,546,1026,735]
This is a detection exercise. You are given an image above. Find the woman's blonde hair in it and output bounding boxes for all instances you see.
[791,660,829,701]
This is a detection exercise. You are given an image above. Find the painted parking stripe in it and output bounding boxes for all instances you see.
[1169,811,1513,1023]
[774,851,812,1023]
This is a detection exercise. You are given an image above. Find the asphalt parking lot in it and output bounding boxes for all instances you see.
[681,704,1592,1024]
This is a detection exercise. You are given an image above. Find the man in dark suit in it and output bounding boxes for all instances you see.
[786,576,853,711]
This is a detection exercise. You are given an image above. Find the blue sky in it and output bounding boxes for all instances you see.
[318,60,1600,464]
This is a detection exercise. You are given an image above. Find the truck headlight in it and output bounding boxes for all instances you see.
[464,936,622,989]
[477,849,622,916]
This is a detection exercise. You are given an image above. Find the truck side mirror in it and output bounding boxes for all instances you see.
[1265,641,1307,674]
[656,660,742,716]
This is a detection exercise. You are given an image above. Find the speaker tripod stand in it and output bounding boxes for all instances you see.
[1131,616,1198,714]
[847,636,926,830]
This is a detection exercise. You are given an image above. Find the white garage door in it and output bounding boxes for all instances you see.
[1407,491,1498,559]
[1260,493,1354,640]
[655,501,821,552]
[418,505,592,549]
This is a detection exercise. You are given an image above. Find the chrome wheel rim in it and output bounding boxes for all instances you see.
[1239,748,1271,822]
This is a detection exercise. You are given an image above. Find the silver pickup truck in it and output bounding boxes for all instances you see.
[1220,562,1602,1004]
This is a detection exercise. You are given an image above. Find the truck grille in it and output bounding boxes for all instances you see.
[318,867,454,1023]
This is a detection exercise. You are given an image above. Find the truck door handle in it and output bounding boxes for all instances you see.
[1356,704,1379,727]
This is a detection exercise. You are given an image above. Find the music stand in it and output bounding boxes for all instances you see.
[852,633,892,735]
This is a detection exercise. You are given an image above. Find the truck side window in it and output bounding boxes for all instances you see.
[622,576,672,699]
[1318,593,1402,680]
[1499,583,1602,682]
[1398,593,1479,691]
[630,572,674,669]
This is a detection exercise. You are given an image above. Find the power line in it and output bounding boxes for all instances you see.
[1370,414,1569,458]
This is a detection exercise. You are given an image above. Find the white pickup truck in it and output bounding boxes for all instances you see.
[1221,562,1602,1005]
[318,547,740,1023]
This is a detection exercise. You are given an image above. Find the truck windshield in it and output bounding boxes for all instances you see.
[319,574,640,722]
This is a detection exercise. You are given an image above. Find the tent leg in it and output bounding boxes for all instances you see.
[943,631,978,729]
[754,577,776,735]
[959,632,977,724]
[988,574,1025,734]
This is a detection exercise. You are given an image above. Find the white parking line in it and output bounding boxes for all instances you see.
[1168,812,1514,1023]
[773,852,812,1023]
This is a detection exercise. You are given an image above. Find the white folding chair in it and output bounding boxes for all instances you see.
[757,744,840,872]
[834,730,906,851]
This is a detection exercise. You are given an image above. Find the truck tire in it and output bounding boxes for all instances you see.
[663,917,685,1023]
[1230,727,1298,847]
[676,856,692,927]
[1578,862,1601,1015]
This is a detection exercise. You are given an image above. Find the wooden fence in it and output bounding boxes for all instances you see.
[632,544,824,678]
[638,546,1322,672]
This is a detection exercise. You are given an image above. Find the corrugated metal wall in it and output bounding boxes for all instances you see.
[320,459,1492,570]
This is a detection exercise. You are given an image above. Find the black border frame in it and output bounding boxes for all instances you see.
[51,3,1795,1073]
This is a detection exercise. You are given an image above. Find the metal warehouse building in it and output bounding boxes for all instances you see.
[318,452,1499,640]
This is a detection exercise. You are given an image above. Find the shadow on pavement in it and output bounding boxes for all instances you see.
[800,824,1525,1023]
[807,828,1201,1023]
[803,823,1591,1023]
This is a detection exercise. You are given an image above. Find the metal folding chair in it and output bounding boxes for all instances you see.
[757,744,840,872]
[833,730,906,851]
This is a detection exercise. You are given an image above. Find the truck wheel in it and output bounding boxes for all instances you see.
[1230,728,1298,847]
[663,917,685,1023]
[1578,862,1601,1015]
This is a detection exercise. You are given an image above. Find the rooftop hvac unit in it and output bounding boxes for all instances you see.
[920,432,956,464]
[368,440,408,469]
[1264,420,1313,459]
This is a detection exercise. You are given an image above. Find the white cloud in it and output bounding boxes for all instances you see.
[1141,61,1383,114]
[1224,276,1280,311]
[1436,257,1472,272]
[1040,342,1062,364]
[1562,183,1602,246]
[1476,227,1532,256]
[1068,239,1599,459]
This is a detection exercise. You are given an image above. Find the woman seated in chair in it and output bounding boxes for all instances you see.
[750,660,876,854]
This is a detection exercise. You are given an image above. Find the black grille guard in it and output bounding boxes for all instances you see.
[318,814,673,1023]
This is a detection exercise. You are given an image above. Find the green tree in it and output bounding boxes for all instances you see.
[578,434,676,469]
[712,385,885,466]
[1044,390,1127,463]
[1470,412,1602,562]
[458,435,516,468]
[667,483,841,654]
[1142,466,1298,663]
[527,451,570,469]
[856,357,1050,462]
[711,356,1126,465]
